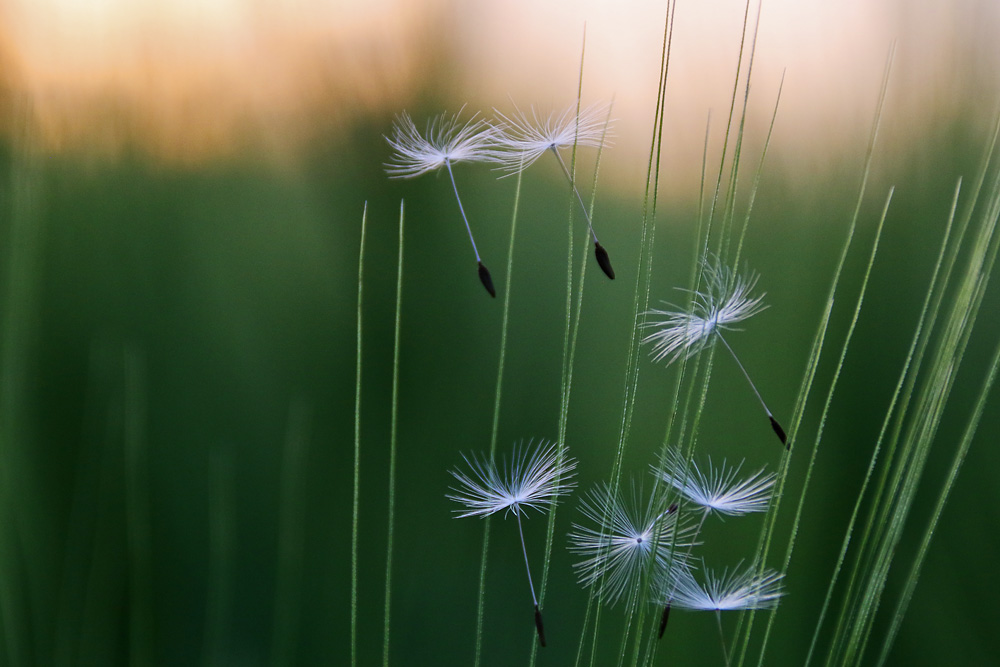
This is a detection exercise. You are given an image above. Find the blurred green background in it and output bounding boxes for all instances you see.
[1,1,999,665]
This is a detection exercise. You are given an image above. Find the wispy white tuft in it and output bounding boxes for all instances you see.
[653,447,775,517]
[385,110,499,178]
[662,562,784,611]
[567,481,692,606]
[447,440,576,519]
[491,102,613,174]
[642,256,767,365]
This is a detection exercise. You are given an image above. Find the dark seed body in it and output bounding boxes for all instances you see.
[478,262,496,298]
[769,416,789,449]
[595,242,615,280]
[534,605,547,647]
[658,604,672,639]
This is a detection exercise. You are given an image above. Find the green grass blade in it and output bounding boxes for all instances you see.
[382,201,405,667]
[471,170,522,667]
[876,324,1000,665]
[350,202,367,667]
[845,144,1000,666]
[578,4,676,664]
[732,43,895,667]
[703,0,754,254]
[824,112,1000,666]
[732,70,784,268]
[803,178,961,666]
[752,186,893,667]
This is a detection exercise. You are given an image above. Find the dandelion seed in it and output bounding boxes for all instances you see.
[653,447,775,518]
[650,447,775,638]
[659,562,784,663]
[385,110,500,297]
[643,256,789,448]
[661,562,784,612]
[447,440,576,646]
[493,102,617,280]
[567,481,692,607]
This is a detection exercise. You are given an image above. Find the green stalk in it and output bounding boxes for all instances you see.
[531,30,595,666]
[718,0,763,260]
[752,186,893,667]
[843,138,1000,666]
[875,318,1000,664]
[382,201,405,667]
[803,179,961,666]
[732,44,895,666]
[471,170,522,667]
[732,71,785,269]
[350,203,367,667]
[579,4,676,664]
[826,113,1000,664]
[702,0,754,255]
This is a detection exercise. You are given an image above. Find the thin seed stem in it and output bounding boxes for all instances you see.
[715,331,771,418]
[382,202,405,667]
[445,158,482,262]
[551,147,600,244]
[516,514,539,607]
[472,168,523,667]
[350,203,367,667]
[716,611,732,667]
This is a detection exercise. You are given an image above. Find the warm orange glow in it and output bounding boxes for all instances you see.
[1,0,445,161]
[1,0,996,177]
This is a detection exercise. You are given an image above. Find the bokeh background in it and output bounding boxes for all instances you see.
[1,0,999,664]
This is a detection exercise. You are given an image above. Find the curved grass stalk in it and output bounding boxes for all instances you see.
[382,202,405,666]
[577,4,677,665]
[842,141,1000,666]
[731,71,785,270]
[350,203,367,667]
[717,0,763,261]
[801,179,961,666]
[702,0,756,258]
[470,170,523,667]
[729,44,895,667]
[532,30,617,667]
[749,186,893,667]
[824,111,1000,666]
[875,325,1000,664]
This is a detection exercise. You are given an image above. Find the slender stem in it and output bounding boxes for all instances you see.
[657,510,707,636]
[382,202,405,667]
[550,147,599,244]
[472,169,522,667]
[716,611,732,667]
[350,203,367,667]
[516,514,538,607]
[714,331,772,418]
[445,158,481,262]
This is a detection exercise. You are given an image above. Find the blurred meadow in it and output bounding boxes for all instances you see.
[1,0,999,665]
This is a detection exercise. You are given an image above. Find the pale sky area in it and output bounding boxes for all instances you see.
[1,0,997,189]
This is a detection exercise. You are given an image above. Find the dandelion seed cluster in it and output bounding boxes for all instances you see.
[426,111,790,654]
[384,102,618,295]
